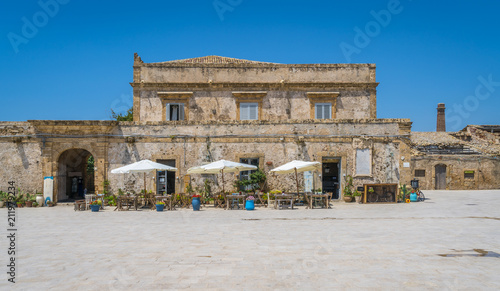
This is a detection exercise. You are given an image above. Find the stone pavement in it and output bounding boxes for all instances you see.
[1,190,500,290]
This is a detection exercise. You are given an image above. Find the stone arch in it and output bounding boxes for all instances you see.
[55,147,97,201]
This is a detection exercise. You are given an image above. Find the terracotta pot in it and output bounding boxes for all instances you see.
[343,196,353,202]
[26,201,33,207]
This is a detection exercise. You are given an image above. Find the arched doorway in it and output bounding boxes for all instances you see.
[57,149,95,201]
[435,164,447,190]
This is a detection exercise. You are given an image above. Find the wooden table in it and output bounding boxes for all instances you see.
[307,193,330,209]
[274,194,295,210]
[115,195,138,211]
[225,194,246,210]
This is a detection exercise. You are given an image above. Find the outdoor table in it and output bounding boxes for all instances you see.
[225,194,246,210]
[274,194,295,210]
[307,193,330,209]
[155,195,173,210]
[115,195,138,211]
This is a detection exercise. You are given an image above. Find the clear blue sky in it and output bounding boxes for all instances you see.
[1,0,499,131]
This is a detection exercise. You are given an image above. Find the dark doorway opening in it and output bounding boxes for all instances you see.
[57,149,95,201]
[322,158,340,199]
[435,164,447,190]
[157,159,176,194]
[239,158,259,191]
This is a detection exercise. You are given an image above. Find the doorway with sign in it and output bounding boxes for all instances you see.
[156,159,176,194]
[322,157,341,199]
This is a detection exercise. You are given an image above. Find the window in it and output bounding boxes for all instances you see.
[239,158,259,191]
[166,103,185,121]
[315,103,332,119]
[240,103,258,120]
[464,170,475,179]
[415,169,426,177]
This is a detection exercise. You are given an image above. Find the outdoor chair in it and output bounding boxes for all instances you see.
[253,190,267,207]
[213,192,225,208]
[74,199,86,211]
[84,194,95,210]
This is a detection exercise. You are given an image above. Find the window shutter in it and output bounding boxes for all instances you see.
[240,103,249,120]
[324,104,331,119]
[179,103,185,120]
[315,104,323,119]
[166,104,170,121]
[249,103,258,120]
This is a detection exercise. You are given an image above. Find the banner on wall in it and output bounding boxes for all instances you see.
[43,176,54,202]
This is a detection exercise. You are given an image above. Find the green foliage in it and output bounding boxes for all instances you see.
[111,107,133,121]
[186,182,194,194]
[353,189,362,197]
[87,156,95,175]
[117,188,125,196]
[201,179,213,200]
[102,180,110,195]
[104,195,117,206]
[0,191,8,201]
[343,175,354,197]
[399,184,410,201]
[236,169,267,192]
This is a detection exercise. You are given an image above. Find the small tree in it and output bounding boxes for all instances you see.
[111,107,133,121]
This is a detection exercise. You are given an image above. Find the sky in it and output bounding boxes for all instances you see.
[1,0,499,132]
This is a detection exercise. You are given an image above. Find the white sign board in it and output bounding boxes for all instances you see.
[403,162,410,168]
[304,171,313,192]
[43,176,54,203]
[356,149,371,175]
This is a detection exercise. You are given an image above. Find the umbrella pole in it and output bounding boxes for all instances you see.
[221,169,225,195]
[295,168,300,195]
[144,172,146,194]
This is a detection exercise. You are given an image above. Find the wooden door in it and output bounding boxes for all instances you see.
[435,165,447,190]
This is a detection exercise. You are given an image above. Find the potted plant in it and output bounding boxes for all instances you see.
[0,191,7,208]
[47,201,54,207]
[343,175,354,202]
[89,200,101,212]
[353,189,362,203]
[15,193,25,208]
[156,201,166,212]
[245,196,255,210]
[25,193,36,207]
[398,185,409,203]
[36,193,44,207]
[192,194,201,211]
[32,202,39,207]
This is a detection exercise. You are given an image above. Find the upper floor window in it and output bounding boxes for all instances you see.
[166,103,185,121]
[315,103,332,119]
[307,92,339,120]
[240,102,258,120]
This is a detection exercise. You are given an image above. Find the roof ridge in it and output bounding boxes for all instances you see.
[158,55,278,64]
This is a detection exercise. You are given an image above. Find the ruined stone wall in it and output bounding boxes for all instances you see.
[411,156,500,190]
[0,123,43,193]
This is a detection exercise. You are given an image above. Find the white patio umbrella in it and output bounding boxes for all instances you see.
[187,159,258,194]
[111,159,178,194]
[270,160,321,206]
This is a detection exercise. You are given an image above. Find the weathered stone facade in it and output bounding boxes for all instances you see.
[1,55,496,201]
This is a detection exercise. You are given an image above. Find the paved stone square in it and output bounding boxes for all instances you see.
[1,190,500,290]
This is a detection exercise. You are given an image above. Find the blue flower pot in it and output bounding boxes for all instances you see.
[192,197,201,211]
[410,192,418,202]
[90,205,100,212]
[156,204,164,212]
[245,200,254,210]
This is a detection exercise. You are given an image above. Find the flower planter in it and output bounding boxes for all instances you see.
[354,196,362,203]
[156,204,165,212]
[36,195,44,207]
[0,201,4,208]
[245,200,255,210]
[410,192,418,202]
[26,201,33,207]
[343,196,353,203]
[16,203,23,208]
[192,197,201,211]
[90,205,100,212]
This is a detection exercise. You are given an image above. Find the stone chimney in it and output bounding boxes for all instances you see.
[437,103,446,132]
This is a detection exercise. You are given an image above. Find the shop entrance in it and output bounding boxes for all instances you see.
[156,159,176,194]
[322,158,340,199]
[57,149,95,201]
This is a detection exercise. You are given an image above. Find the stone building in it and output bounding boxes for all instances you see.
[0,54,415,201]
[410,124,500,190]
[1,55,497,201]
